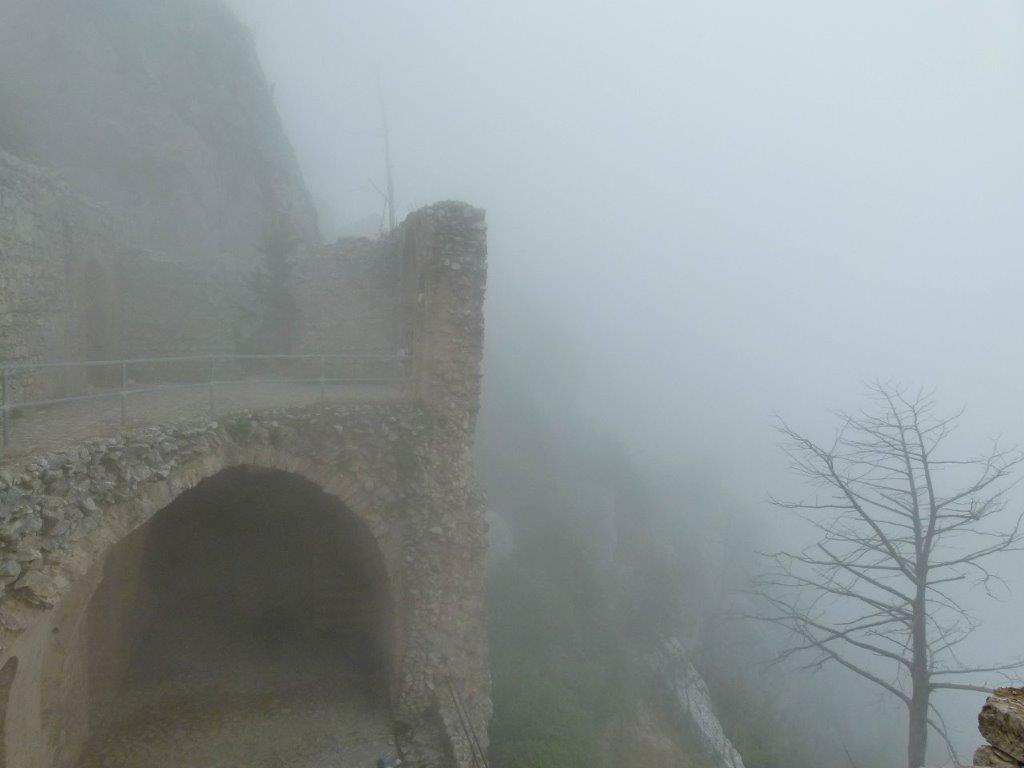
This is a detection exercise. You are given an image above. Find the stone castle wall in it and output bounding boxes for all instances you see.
[0,401,485,768]
[0,153,78,365]
[0,4,493,764]
[115,251,231,360]
[1,148,484,413]
[0,150,236,399]
[293,236,403,356]
[0,151,126,399]
[0,202,492,768]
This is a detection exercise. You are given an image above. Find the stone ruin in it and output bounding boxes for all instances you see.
[0,3,497,765]
[0,203,493,768]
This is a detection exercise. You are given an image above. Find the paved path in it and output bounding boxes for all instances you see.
[2,380,404,457]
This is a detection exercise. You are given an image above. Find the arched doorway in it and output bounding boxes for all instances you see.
[70,467,396,768]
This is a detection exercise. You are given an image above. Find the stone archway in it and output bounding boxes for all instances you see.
[0,398,492,768]
[38,465,398,768]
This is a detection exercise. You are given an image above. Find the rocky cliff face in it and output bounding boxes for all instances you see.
[658,639,746,768]
[0,0,325,369]
[646,639,745,768]
[974,689,1024,767]
[606,639,746,768]
[0,0,318,275]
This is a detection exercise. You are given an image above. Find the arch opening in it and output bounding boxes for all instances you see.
[71,467,396,768]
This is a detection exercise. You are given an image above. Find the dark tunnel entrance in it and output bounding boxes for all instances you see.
[75,467,396,768]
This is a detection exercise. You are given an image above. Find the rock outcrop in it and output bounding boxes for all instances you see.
[976,745,1022,768]
[657,639,746,768]
[973,689,1024,767]
[0,0,320,375]
[0,0,318,274]
[610,639,745,768]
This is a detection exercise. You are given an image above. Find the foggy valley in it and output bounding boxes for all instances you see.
[1,1,1023,767]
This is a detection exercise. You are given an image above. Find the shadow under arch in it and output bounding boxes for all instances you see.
[70,465,398,767]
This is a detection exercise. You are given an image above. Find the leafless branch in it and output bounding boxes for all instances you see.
[754,383,1023,768]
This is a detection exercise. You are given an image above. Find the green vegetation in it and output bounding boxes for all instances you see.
[698,620,811,767]
[488,522,622,768]
[480,334,881,768]
[484,425,701,767]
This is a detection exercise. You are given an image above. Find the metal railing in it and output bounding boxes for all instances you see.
[446,676,490,768]
[0,352,407,452]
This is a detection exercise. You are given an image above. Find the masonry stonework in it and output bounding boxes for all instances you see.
[0,202,492,768]
[0,151,125,397]
[0,150,236,396]
[294,236,402,356]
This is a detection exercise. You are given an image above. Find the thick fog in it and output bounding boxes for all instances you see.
[230,0,1024,761]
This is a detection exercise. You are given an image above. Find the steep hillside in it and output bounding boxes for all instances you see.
[0,0,318,274]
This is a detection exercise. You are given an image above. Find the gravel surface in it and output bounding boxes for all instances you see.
[76,631,395,768]
[77,680,394,768]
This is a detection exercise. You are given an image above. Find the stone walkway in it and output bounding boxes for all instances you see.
[77,617,396,768]
[77,676,394,768]
[1,380,404,457]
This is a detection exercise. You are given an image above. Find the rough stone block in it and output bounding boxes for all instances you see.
[975,745,1022,767]
[980,689,1024,762]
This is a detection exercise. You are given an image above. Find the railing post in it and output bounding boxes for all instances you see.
[120,362,128,427]
[1,367,9,453]
[208,356,216,416]
[319,355,326,403]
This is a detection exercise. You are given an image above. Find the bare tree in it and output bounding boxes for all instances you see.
[752,382,1024,768]
[372,76,398,233]
[381,106,397,232]
[368,109,398,234]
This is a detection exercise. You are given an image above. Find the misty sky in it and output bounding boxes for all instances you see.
[228,0,1024,756]
[231,0,1024,484]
